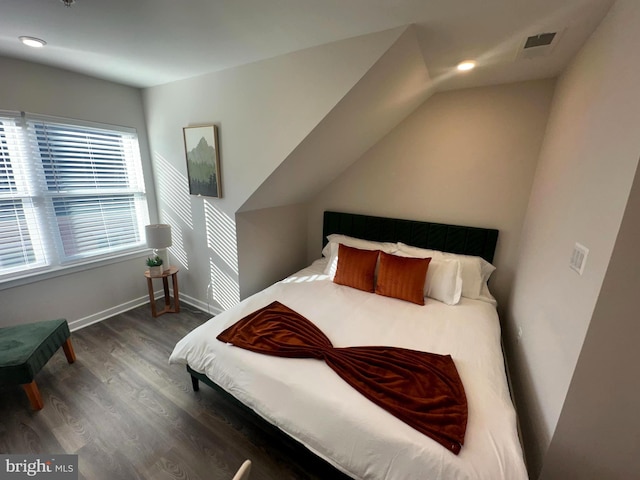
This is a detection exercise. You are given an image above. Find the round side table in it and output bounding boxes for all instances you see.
[144,266,180,317]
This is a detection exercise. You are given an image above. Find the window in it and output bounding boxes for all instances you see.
[0,112,149,282]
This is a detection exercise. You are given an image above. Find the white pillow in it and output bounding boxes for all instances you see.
[395,246,462,305]
[395,243,442,261]
[397,242,496,303]
[442,252,496,300]
[323,234,397,278]
[425,258,463,305]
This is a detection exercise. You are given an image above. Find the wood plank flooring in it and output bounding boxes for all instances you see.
[0,304,352,480]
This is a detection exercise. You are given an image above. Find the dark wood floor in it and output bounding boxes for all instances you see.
[0,303,352,480]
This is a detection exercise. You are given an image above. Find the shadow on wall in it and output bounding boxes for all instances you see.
[204,201,239,311]
[153,152,240,313]
[154,152,190,269]
[154,152,193,229]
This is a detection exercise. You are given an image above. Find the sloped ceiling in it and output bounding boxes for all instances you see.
[239,26,431,213]
[0,1,614,90]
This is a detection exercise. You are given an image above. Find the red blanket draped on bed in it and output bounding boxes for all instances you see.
[216,301,467,454]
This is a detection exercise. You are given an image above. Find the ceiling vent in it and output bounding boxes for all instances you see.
[516,30,563,60]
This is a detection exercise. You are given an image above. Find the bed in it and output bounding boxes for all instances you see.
[169,211,528,480]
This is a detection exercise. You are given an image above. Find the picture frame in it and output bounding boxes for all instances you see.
[183,124,222,198]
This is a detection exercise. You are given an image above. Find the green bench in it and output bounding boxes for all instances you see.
[0,319,76,410]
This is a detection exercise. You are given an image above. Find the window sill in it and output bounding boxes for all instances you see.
[0,248,152,292]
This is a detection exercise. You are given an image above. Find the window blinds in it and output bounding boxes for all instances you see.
[0,115,48,274]
[0,112,148,281]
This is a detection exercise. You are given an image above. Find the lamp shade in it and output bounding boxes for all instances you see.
[145,224,172,249]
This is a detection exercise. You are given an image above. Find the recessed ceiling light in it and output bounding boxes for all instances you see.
[19,36,47,48]
[456,61,476,72]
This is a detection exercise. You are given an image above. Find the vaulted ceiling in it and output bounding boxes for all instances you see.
[0,0,613,90]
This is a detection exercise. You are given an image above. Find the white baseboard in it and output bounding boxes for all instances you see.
[179,292,223,316]
[68,295,149,331]
[68,291,222,332]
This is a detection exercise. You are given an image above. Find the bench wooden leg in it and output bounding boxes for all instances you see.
[22,381,44,410]
[62,338,76,364]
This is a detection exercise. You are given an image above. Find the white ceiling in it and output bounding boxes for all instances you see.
[0,0,614,89]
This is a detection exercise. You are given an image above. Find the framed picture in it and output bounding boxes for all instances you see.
[183,124,222,198]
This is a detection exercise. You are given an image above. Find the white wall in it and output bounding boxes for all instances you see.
[308,79,556,308]
[236,204,308,299]
[240,26,432,212]
[236,27,444,297]
[506,0,640,476]
[540,155,640,480]
[142,29,403,312]
[0,56,156,330]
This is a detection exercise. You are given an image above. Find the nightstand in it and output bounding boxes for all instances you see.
[144,266,180,317]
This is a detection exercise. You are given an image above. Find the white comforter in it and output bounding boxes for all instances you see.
[169,260,528,480]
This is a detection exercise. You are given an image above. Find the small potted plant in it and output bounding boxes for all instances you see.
[146,255,163,277]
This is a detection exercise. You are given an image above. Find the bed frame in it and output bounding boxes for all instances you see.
[187,211,499,476]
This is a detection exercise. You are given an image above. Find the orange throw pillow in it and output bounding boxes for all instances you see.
[333,244,380,292]
[375,252,431,305]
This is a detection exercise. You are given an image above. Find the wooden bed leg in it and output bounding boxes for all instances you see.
[62,338,76,364]
[22,381,44,410]
[191,375,200,391]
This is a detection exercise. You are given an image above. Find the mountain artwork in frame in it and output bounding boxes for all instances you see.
[183,124,222,198]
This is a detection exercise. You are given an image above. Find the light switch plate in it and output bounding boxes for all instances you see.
[570,242,589,275]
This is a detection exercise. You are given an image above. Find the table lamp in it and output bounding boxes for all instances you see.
[145,224,172,271]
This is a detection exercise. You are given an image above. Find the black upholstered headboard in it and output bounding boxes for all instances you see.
[323,211,499,263]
